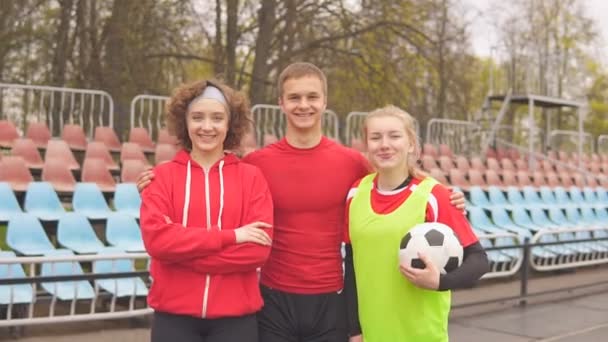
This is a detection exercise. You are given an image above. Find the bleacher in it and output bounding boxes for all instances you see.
[0,83,607,331]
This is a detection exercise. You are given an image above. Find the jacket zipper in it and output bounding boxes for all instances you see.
[202,167,212,318]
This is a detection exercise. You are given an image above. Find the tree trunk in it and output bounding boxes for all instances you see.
[249,0,276,104]
[225,0,238,86]
[50,0,74,87]
[214,0,224,77]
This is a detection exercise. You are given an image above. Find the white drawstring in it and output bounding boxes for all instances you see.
[182,160,192,226]
[217,160,225,230]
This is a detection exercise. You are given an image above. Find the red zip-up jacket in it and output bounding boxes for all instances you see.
[140,150,273,319]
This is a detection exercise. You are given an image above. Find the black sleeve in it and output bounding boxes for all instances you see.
[344,243,362,336]
[438,241,489,291]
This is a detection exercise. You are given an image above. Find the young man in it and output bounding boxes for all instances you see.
[137,62,465,341]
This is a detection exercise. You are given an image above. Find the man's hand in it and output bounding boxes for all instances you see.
[136,167,155,193]
[448,188,466,211]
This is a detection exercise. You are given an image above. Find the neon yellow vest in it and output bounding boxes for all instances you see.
[349,174,450,342]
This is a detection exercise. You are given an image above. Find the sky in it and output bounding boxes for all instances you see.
[464,0,608,63]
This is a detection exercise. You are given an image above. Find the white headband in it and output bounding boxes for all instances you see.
[187,85,228,112]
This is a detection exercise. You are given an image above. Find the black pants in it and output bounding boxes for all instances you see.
[151,311,258,342]
[258,285,348,342]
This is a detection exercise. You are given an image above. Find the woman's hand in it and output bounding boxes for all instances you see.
[234,221,272,246]
[449,188,466,211]
[400,252,440,290]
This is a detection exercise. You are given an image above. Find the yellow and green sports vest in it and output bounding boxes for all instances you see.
[349,174,450,342]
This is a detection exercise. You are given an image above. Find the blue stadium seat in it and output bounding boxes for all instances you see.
[451,186,473,207]
[547,207,598,255]
[511,207,576,259]
[0,251,34,305]
[487,186,514,209]
[568,187,589,207]
[40,249,95,300]
[522,186,548,208]
[113,183,141,219]
[6,213,55,255]
[506,187,526,207]
[553,187,573,207]
[582,187,600,206]
[0,182,22,222]
[24,182,66,221]
[467,207,519,258]
[596,188,608,206]
[93,247,148,297]
[72,183,112,220]
[539,187,561,208]
[473,229,513,264]
[565,207,608,252]
[57,213,106,254]
[592,208,608,241]
[469,186,493,209]
[106,213,145,252]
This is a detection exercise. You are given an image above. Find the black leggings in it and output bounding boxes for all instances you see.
[151,311,258,342]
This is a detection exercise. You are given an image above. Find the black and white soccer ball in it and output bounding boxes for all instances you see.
[399,222,463,274]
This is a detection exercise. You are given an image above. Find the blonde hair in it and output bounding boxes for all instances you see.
[363,105,426,179]
[278,62,328,97]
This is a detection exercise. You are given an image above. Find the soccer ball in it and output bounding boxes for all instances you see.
[399,222,463,274]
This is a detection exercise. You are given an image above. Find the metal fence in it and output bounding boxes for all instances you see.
[425,119,481,156]
[549,130,595,154]
[599,135,608,154]
[0,83,114,138]
[129,95,169,141]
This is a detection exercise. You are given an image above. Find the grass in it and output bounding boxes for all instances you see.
[0,224,7,250]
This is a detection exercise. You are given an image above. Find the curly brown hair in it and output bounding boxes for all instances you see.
[165,79,252,151]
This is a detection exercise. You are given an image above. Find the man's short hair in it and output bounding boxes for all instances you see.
[278,62,328,97]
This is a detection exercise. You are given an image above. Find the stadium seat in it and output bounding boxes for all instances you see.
[93,247,148,298]
[540,160,555,174]
[113,183,141,219]
[547,207,600,255]
[546,172,560,187]
[42,158,77,194]
[522,186,548,208]
[558,172,574,187]
[438,156,454,174]
[532,171,547,188]
[72,183,112,220]
[572,173,585,188]
[128,127,155,153]
[84,141,120,174]
[11,138,44,175]
[486,158,501,174]
[582,187,599,205]
[487,186,513,209]
[558,151,570,163]
[6,213,55,255]
[502,170,517,187]
[81,158,116,193]
[158,128,178,145]
[515,158,527,171]
[44,140,80,173]
[469,186,492,208]
[496,148,508,161]
[470,157,485,172]
[485,147,497,160]
[422,144,438,158]
[515,170,532,187]
[121,159,148,183]
[506,187,526,206]
[25,122,51,149]
[24,182,66,221]
[500,158,515,172]
[0,156,34,192]
[94,126,121,152]
[421,155,438,171]
[539,186,562,208]
[508,149,521,161]
[428,167,449,186]
[40,249,95,300]
[586,175,599,188]
[455,156,470,173]
[0,120,19,149]
[61,124,88,152]
[438,144,453,158]
[467,207,519,258]
[468,169,485,188]
[0,182,22,222]
[57,213,105,254]
[106,213,145,252]
[449,168,469,189]
[554,187,573,207]
[568,187,589,207]
[0,251,34,305]
[120,142,150,166]
[155,143,177,165]
[485,169,503,188]
[564,207,608,251]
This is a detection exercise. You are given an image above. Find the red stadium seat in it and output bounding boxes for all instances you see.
[516,170,532,187]
[438,156,454,174]
[449,168,469,189]
[61,124,88,152]
[485,148,497,160]
[429,168,449,186]
[121,159,148,183]
[500,158,515,172]
[0,120,19,149]
[421,155,438,172]
[586,175,599,188]
[559,172,574,187]
[532,171,547,188]
[84,142,120,174]
[25,122,52,149]
[42,158,77,194]
[45,140,80,172]
[155,143,178,165]
[94,126,121,152]
[515,158,528,171]
[470,157,486,172]
[158,128,178,145]
[120,142,150,166]
[546,172,560,188]
[572,173,585,188]
[438,144,453,158]
[502,170,517,187]
[422,144,438,158]
[485,169,503,189]
[455,156,470,173]
[82,158,116,193]
[467,169,485,188]
[10,138,44,174]
[129,127,155,153]
[486,158,501,174]
[0,156,34,192]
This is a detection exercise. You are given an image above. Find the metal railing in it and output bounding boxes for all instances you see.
[599,135,608,154]
[425,119,481,156]
[549,130,595,154]
[129,95,169,141]
[0,83,114,138]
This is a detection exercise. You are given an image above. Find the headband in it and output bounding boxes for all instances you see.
[187,84,229,112]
